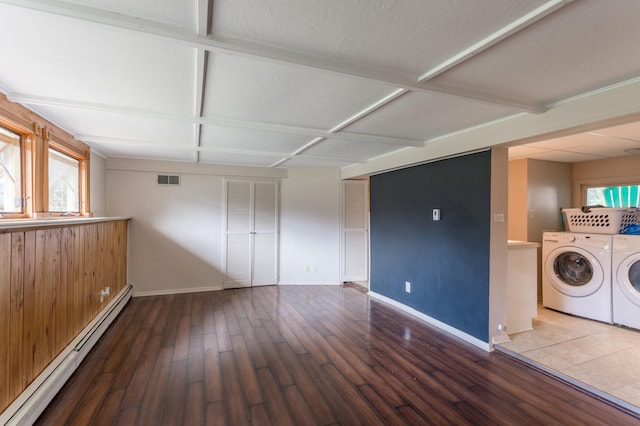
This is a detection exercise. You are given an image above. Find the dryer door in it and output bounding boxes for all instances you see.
[545,246,605,297]
[616,253,640,307]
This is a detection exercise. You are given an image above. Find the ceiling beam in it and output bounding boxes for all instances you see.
[9,91,424,147]
[194,0,212,163]
[328,89,409,133]
[418,0,574,82]
[283,89,409,160]
[8,92,194,121]
[197,0,211,36]
[199,115,423,147]
[0,0,546,113]
[194,48,207,162]
[76,134,365,162]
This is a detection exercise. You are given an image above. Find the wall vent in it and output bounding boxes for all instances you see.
[157,174,180,186]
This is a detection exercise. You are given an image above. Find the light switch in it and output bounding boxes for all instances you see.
[433,209,440,221]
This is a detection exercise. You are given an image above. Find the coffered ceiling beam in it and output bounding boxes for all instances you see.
[418,0,573,82]
[194,0,211,162]
[278,88,410,167]
[10,93,422,147]
[197,0,211,36]
[199,115,423,147]
[8,92,193,121]
[76,134,365,162]
[193,48,207,161]
[0,0,546,113]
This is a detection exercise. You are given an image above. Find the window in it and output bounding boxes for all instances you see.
[48,148,80,212]
[0,94,90,219]
[586,185,640,208]
[0,125,22,214]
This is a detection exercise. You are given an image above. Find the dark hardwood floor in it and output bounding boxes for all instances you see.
[37,285,640,425]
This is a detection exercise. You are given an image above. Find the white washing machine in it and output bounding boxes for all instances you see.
[542,232,612,323]
[612,235,640,329]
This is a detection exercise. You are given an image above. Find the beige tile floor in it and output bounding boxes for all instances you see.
[497,306,640,414]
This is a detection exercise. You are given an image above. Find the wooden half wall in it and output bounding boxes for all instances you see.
[0,219,128,414]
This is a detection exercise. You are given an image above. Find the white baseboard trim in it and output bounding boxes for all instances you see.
[133,283,343,296]
[368,291,491,352]
[277,282,341,286]
[1,284,133,426]
[133,285,223,297]
[133,282,350,296]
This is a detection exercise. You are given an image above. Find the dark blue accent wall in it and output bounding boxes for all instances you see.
[370,151,492,342]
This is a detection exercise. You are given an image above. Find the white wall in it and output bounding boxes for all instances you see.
[107,168,225,295]
[489,148,509,346]
[526,159,572,241]
[279,168,342,285]
[90,153,107,217]
[106,159,342,295]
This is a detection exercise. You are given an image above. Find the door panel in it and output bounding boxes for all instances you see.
[342,180,369,282]
[344,231,367,279]
[227,181,251,232]
[254,181,277,232]
[253,233,277,285]
[225,234,251,287]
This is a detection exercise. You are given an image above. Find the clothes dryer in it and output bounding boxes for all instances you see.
[612,235,640,329]
[542,232,612,323]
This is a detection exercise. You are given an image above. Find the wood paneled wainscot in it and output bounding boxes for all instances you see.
[0,218,130,425]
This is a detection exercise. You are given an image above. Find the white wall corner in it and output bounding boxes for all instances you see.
[489,148,509,348]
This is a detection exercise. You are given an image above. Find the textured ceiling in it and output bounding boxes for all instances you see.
[1,0,640,169]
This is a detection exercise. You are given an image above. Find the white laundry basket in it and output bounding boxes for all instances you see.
[563,207,639,234]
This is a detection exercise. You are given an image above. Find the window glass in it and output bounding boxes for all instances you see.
[586,185,640,208]
[0,125,22,213]
[48,148,79,212]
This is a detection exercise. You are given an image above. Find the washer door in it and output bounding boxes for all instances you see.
[616,253,640,307]
[545,246,604,297]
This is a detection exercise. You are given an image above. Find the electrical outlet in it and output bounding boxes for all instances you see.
[405,281,411,293]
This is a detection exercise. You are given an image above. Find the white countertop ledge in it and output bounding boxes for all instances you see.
[0,216,130,230]
[507,240,541,248]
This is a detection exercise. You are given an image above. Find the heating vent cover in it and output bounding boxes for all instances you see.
[157,174,180,186]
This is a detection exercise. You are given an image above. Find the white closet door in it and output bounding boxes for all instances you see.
[225,181,253,287]
[252,181,278,285]
[341,180,369,282]
[224,179,278,288]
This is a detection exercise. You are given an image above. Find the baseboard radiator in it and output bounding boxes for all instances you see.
[0,284,133,426]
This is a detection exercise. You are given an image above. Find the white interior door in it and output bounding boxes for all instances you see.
[341,180,369,283]
[252,181,278,285]
[224,179,278,288]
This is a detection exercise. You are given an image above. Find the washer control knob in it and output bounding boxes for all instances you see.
[567,235,576,242]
